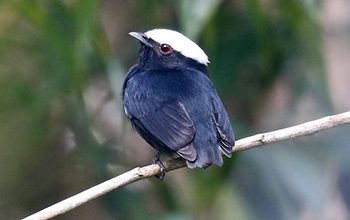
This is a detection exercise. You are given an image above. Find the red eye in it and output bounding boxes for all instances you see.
[160,44,172,54]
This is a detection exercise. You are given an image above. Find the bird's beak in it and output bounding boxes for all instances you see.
[129,32,153,48]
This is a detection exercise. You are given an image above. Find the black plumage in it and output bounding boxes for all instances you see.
[122,29,235,171]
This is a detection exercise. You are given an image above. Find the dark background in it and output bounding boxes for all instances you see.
[1,0,350,219]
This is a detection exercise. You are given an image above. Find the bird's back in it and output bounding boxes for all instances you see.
[123,66,234,168]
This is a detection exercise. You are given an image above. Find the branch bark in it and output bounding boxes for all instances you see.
[22,111,350,220]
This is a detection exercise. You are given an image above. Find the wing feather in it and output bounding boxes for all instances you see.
[124,96,196,161]
[212,97,235,157]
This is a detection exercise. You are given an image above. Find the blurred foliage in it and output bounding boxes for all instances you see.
[0,0,349,220]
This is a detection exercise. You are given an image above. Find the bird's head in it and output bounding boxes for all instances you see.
[129,29,209,71]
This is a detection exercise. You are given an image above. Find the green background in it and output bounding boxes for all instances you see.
[1,0,350,219]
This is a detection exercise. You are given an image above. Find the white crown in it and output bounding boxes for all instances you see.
[145,29,210,66]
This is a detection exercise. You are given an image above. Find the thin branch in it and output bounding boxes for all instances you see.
[22,111,350,220]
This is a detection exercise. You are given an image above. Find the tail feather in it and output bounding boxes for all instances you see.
[176,143,197,162]
[186,145,223,169]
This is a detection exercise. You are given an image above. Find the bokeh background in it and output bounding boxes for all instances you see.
[1,0,350,219]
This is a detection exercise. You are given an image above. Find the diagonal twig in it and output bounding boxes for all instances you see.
[22,111,350,220]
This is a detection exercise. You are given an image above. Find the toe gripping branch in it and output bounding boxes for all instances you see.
[152,152,166,180]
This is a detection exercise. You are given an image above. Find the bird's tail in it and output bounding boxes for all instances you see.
[186,144,223,169]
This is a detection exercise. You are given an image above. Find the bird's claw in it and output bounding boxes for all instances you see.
[155,160,166,180]
[153,153,166,180]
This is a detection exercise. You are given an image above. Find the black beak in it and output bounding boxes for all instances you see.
[129,32,153,48]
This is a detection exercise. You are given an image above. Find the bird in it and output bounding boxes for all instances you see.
[122,28,235,178]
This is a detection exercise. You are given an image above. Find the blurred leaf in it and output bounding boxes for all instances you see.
[178,0,223,40]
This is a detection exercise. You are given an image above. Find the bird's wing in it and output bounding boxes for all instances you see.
[211,97,235,157]
[125,99,197,161]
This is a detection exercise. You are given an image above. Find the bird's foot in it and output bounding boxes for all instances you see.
[152,153,166,180]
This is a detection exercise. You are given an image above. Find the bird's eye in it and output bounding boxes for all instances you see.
[160,44,172,54]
